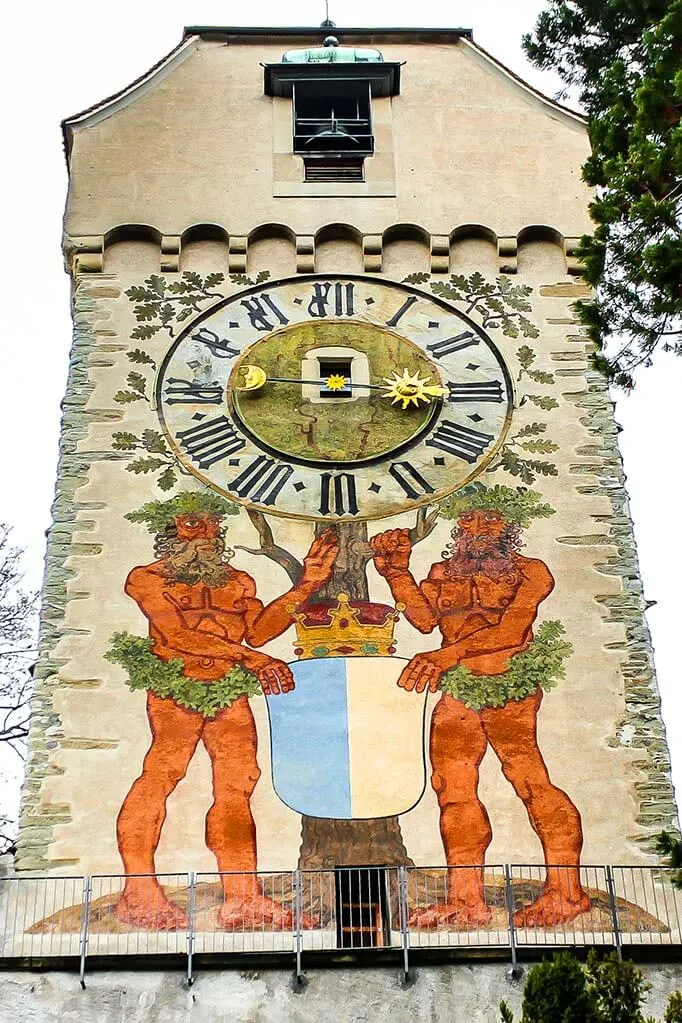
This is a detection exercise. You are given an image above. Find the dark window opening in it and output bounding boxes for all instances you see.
[293,81,373,157]
[319,357,353,397]
[335,866,390,949]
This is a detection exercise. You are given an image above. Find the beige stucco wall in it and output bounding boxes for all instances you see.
[63,34,593,244]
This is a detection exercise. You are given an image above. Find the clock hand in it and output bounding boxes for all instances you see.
[235,365,382,393]
[235,365,446,408]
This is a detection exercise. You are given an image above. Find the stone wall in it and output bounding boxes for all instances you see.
[1,962,681,1023]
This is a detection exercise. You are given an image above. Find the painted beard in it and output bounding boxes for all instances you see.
[443,526,522,579]
[162,536,232,586]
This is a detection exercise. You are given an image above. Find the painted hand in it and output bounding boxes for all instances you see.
[370,528,412,576]
[257,658,295,696]
[397,652,445,694]
[301,529,339,587]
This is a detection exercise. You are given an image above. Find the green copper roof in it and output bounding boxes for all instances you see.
[282,39,384,64]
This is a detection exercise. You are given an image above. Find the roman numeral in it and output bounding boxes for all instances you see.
[191,326,240,359]
[385,296,419,328]
[425,421,494,463]
[447,380,504,403]
[177,416,245,468]
[427,331,478,359]
[389,461,436,500]
[240,294,289,331]
[319,472,359,516]
[307,282,356,318]
[164,378,224,405]
[229,456,294,506]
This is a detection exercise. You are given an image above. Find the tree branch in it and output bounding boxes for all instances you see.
[234,509,304,585]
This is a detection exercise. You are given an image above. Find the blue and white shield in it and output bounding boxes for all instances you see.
[265,656,428,820]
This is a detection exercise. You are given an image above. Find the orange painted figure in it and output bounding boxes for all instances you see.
[371,488,589,928]
[115,496,338,930]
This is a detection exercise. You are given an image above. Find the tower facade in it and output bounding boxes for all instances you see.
[10,23,680,1018]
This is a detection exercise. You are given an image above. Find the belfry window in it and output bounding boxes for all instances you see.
[264,37,400,188]
[293,81,373,156]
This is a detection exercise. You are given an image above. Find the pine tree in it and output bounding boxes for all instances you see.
[524,1,682,388]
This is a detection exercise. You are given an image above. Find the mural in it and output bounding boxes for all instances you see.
[19,270,677,944]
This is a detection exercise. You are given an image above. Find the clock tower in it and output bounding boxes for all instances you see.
[11,22,680,1019]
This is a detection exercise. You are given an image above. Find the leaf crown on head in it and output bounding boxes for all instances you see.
[438,483,555,527]
[125,491,240,534]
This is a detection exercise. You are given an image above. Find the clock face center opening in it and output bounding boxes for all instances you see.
[228,320,443,467]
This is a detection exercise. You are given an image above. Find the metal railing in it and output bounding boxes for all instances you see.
[1,864,680,987]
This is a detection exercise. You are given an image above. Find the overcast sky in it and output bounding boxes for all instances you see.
[1,0,680,810]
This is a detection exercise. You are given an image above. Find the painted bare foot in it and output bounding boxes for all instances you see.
[117,885,188,931]
[217,894,309,930]
[514,888,591,928]
[409,900,492,930]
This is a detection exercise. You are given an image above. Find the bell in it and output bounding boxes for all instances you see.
[305,119,361,146]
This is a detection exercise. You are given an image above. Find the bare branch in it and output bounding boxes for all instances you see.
[234,509,304,585]
[408,505,440,545]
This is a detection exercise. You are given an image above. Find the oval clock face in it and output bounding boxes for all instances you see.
[156,275,514,521]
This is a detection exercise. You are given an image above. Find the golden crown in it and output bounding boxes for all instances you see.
[288,593,405,660]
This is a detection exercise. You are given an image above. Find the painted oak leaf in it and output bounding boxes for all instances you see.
[204,272,225,289]
[525,395,560,410]
[141,430,168,455]
[157,467,177,492]
[131,324,160,341]
[520,439,560,454]
[114,389,143,404]
[128,457,167,475]
[517,345,536,370]
[127,348,155,367]
[111,431,139,451]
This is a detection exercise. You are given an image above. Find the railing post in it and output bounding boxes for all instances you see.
[398,866,411,985]
[605,865,622,961]
[503,865,520,979]
[184,871,196,989]
[78,876,91,990]
[292,869,306,991]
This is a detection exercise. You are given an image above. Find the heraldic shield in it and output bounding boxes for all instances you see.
[265,656,429,820]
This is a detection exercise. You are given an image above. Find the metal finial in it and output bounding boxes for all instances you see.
[321,0,336,28]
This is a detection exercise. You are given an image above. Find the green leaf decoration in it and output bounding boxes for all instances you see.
[520,439,560,454]
[126,371,147,395]
[229,273,253,287]
[183,271,203,290]
[111,431,139,451]
[438,482,555,525]
[518,315,540,338]
[131,324,161,341]
[254,270,271,284]
[402,272,431,284]
[157,467,177,492]
[128,457,167,475]
[516,344,536,370]
[105,632,261,716]
[204,272,225,290]
[135,303,162,322]
[127,349,156,367]
[515,422,547,437]
[125,285,156,302]
[147,275,167,297]
[141,429,168,455]
[114,389,143,404]
[440,621,572,711]
[527,368,555,385]
[526,395,560,410]
[125,491,240,533]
